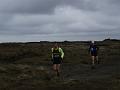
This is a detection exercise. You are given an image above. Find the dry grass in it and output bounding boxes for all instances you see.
[0,40,120,90]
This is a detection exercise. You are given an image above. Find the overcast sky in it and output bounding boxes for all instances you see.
[0,0,120,42]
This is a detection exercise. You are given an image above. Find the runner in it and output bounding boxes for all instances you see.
[51,43,64,76]
[89,41,99,69]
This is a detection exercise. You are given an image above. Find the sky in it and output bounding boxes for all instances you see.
[0,0,120,42]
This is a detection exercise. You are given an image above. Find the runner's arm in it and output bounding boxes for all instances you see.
[59,48,64,59]
[51,48,53,59]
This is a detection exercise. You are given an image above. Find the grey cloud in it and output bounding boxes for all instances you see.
[0,0,119,14]
[0,0,120,42]
[0,0,59,14]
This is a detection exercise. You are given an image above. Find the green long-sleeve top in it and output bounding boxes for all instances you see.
[51,47,64,59]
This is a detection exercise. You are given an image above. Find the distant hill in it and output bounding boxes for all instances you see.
[103,38,120,42]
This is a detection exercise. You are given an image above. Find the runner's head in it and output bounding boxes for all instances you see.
[54,43,58,48]
[91,40,95,46]
[92,40,94,44]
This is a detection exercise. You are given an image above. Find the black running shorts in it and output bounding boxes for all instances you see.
[91,51,98,56]
[53,57,62,64]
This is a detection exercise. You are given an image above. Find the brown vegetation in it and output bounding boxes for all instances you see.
[0,40,120,90]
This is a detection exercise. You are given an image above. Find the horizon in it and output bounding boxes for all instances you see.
[0,38,119,43]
